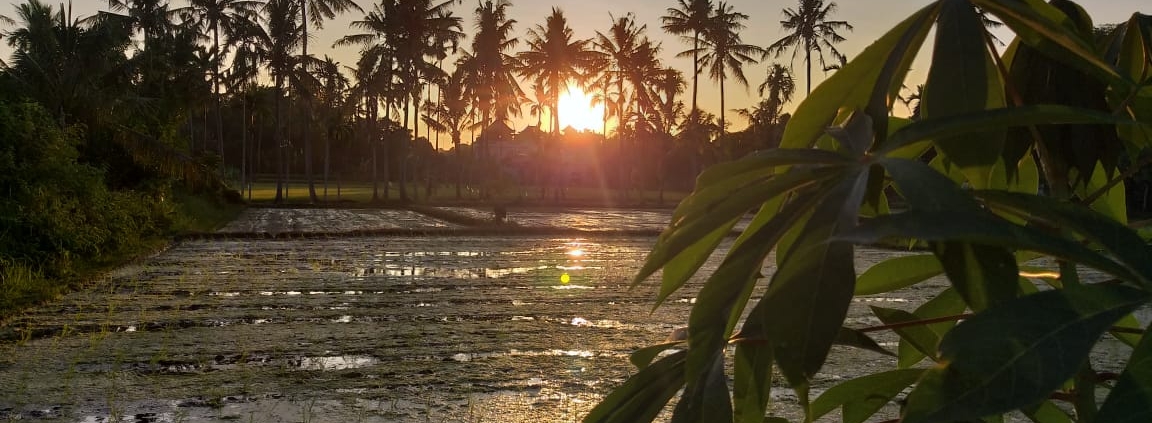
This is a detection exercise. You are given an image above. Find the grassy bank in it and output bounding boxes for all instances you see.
[239,181,687,208]
[0,192,243,322]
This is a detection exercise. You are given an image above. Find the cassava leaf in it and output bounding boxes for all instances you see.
[834,327,894,357]
[1097,326,1152,423]
[921,0,1007,188]
[855,254,943,296]
[583,350,687,423]
[932,242,1019,312]
[781,4,938,149]
[629,341,683,369]
[880,105,1141,155]
[811,369,924,423]
[733,341,774,423]
[976,190,1152,290]
[740,170,870,389]
[901,284,1151,423]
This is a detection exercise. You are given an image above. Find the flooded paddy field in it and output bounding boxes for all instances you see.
[0,208,1142,422]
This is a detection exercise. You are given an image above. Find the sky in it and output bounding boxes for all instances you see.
[2,0,1149,133]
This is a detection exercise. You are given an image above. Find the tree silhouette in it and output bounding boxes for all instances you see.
[695,1,761,136]
[765,0,853,94]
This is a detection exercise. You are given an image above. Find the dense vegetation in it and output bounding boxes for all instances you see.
[589,1,1152,423]
[0,1,242,316]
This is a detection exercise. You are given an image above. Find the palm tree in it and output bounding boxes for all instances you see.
[172,0,264,168]
[517,8,599,134]
[422,67,473,199]
[593,12,645,187]
[517,8,598,199]
[765,0,853,94]
[756,63,795,127]
[296,0,360,202]
[593,13,645,129]
[661,0,712,121]
[696,2,761,136]
[225,16,270,198]
[462,0,521,130]
[261,0,302,203]
[310,55,351,201]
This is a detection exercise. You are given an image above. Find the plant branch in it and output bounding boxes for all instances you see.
[857,313,972,333]
[1082,154,1152,205]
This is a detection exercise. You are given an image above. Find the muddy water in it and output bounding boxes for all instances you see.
[0,209,1141,423]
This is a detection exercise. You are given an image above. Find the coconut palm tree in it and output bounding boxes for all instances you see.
[225,16,269,198]
[517,8,599,133]
[756,63,795,127]
[422,67,473,199]
[462,0,521,129]
[695,1,761,136]
[261,0,302,203]
[660,0,712,121]
[172,0,264,168]
[593,12,645,183]
[517,8,598,199]
[764,0,853,94]
[294,0,360,202]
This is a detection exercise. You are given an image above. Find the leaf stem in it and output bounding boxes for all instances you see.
[856,313,972,333]
[1081,153,1152,205]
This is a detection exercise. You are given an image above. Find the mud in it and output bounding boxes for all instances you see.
[0,208,1142,423]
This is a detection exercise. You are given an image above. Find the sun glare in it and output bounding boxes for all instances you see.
[557,86,605,133]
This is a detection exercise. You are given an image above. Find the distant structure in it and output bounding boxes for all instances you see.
[472,122,603,189]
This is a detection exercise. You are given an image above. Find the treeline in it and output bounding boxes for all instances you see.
[0,1,243,314]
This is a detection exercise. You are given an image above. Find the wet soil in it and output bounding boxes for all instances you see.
[0,208,1142,422]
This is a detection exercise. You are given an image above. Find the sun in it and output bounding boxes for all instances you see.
[557,85,605,133]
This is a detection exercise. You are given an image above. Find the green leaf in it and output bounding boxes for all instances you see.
[976,190,1152,290]
[740,170,870,389]
[583,350,687,423]
[856,254,943,295]
[671,351,731,423]
[932,242,1019,312]
[871,306,941,366]
[1021,401,1074,423]
[901,284,1152,423]
[975,0,1130,91]
[692,148,851,191]
[780,4,938,149]
[1097,326,1152,423]
[641,165,844,307]
[880,157,981,212]
[921,0,1006,188]
[880,105,1141,155]
[733,342,774,423]
[834,327,894,357]
[811,369,925,423]
[1077,162,1128,223]
[629,341,683,369]
[840,209,1144,288]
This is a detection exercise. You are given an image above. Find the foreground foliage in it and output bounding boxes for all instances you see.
[588,1,1152,422]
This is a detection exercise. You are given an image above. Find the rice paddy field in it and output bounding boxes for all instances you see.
[0,207,1142,422]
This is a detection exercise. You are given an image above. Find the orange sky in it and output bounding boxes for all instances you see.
[4,0,1148,133]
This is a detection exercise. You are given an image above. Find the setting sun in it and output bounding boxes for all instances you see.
[557,85,605,133]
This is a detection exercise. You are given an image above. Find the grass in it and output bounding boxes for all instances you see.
[0,190,245,322]
[239,180,687,207]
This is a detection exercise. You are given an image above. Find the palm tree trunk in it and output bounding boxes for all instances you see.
[454,133,461,199]
[806,44,812,95]
[324,127,331,203]
[370,95,380,202]
[274,78,285,203]
[400,95,410,202]
[691,31,700,120]
[241,94,248,199]
[213,24,225,174]
[301,0,318,203]
[719,73,726,138]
